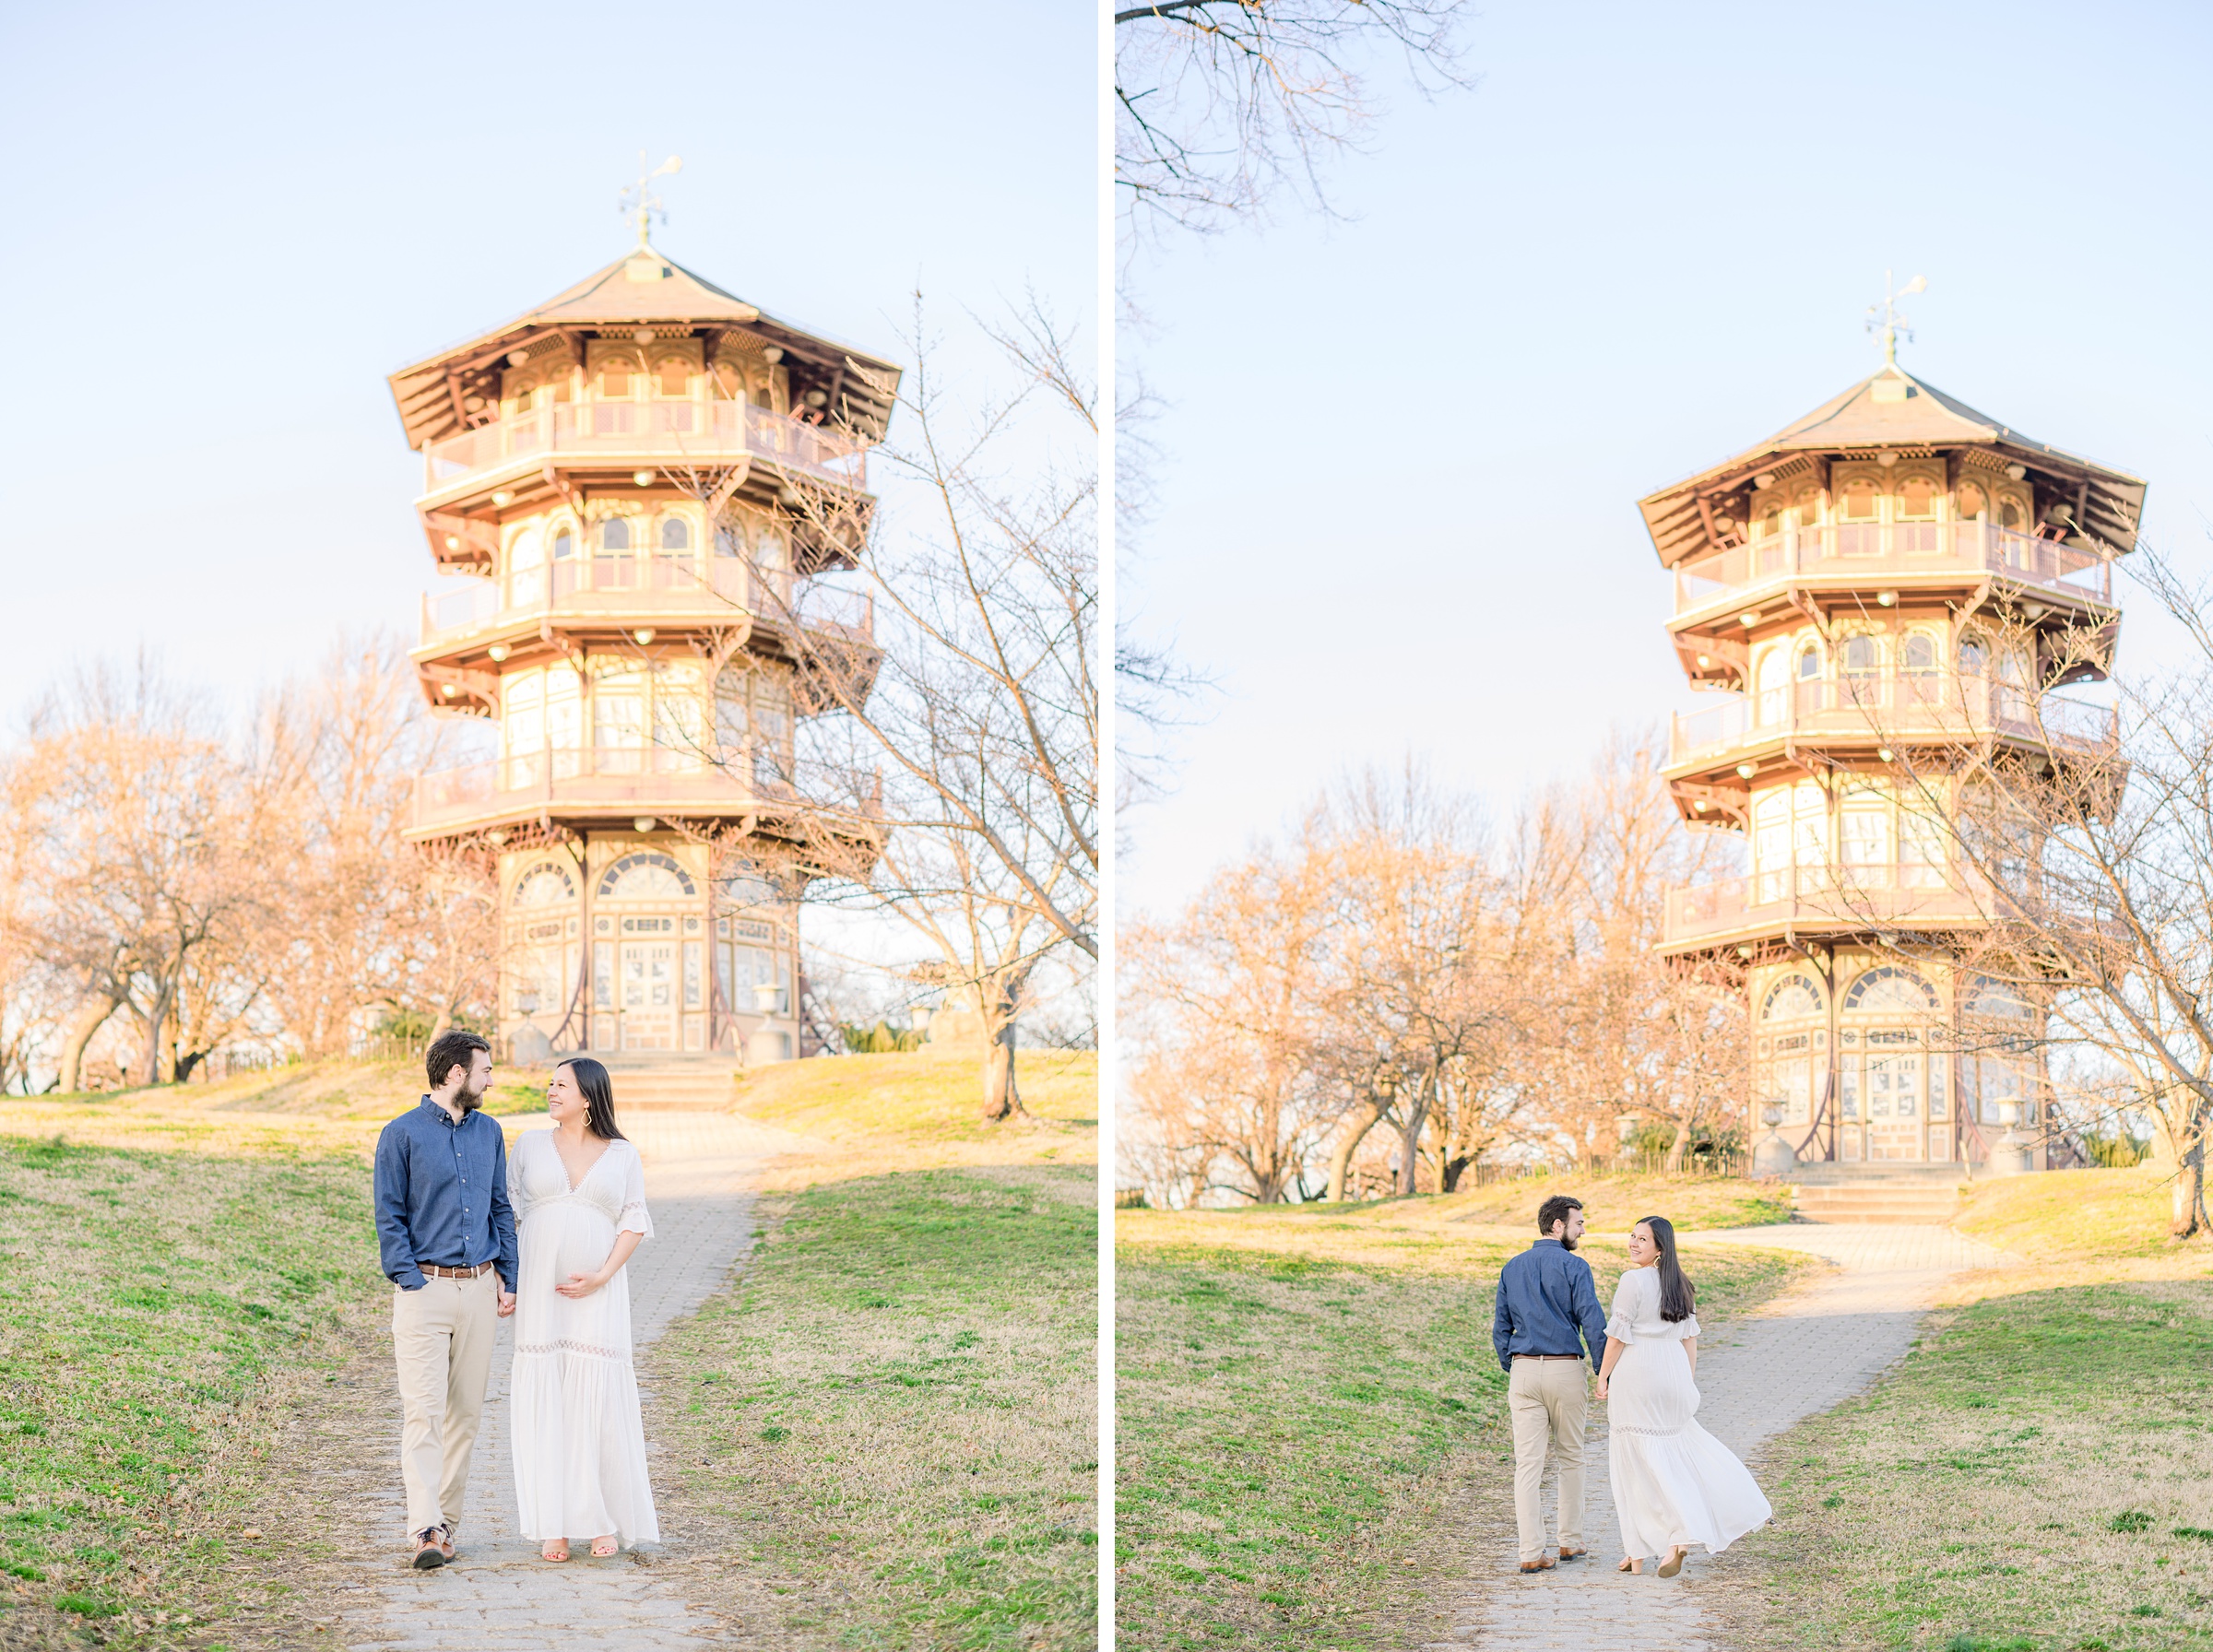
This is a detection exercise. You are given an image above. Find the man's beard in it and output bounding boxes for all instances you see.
[456,1075,490,1112]
[1559,1234,1580,1252]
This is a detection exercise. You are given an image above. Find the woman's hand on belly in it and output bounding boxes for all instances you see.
[555,1270,609,1300]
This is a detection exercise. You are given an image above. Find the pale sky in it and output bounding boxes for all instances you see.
[1120,0,2213,919]
[0,0,1094,724]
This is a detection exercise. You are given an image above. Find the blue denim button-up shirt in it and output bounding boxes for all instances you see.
[373,1097,518,1292]
[1491,1239,1610,1372]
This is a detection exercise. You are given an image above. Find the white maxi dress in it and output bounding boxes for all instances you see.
[1604,1264,1769,1563]
[507,1131,660,1547]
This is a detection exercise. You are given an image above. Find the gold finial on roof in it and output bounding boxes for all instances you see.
[1865,269,1927,367]
[621,151,683,248]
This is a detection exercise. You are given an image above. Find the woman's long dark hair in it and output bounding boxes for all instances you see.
[1639,1214,1696,1323]
[555,1056,627,1142]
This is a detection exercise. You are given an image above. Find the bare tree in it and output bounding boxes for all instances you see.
[1873,552,2213,1235]
[1116,0,1474,240]
[678,297,1096,1120]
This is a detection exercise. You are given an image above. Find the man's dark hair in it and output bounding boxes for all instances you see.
[425,1030,491,1093]
[1536,1194,1584,1237]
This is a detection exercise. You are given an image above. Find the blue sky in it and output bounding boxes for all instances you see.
[1120,0,2213,915]
[0,0,1094,724]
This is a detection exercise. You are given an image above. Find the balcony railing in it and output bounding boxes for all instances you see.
[422,399,870,495]
[1667,673,2118,768]
[417,559,874,652]
[1663,866,1997,948]
[412,746,787,835]
[1673,521,2111,618]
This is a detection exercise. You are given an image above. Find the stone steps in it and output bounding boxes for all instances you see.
[1793,1181,1964,1223]
[591,1064,739,1113]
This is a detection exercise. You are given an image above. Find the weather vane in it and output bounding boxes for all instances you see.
[1865,269,1927,366]
[621,152,683,247]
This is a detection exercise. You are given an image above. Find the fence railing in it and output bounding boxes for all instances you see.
[1674,520,2112,616]
[419,563,872,652]
[423,399,870,494]
[1667,674,2119,767]
[1663,867,1994,945]
[1460,1150,1749,1188]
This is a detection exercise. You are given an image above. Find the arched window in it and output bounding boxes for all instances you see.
[712,360,748,399]
[1796,643,1823,680]
[1959,633,1989,675]
[512,862,575,908]
[1957,482,1987,520]
[657,359,690,395]
[1757,645,1789,726]
[1901,632,1938,675]
[598,362,633,397]
[1998,498,2023,530]
[1899,478,1936,518]
[714,524,743,558]
[552,526,575,560]
[508,377,537,413]
[1793,490,1823,530]
[660,517,691,551]
[1964,974,2036,1021]
[597,851,697,902]
[600,518,632,552]
[1840,633,1881,677]
[509,527,544,571]
[1843,966,1938,1015]
[1841,478,1878,520]
[1762,975,1823,1021]
[1756,508,1781,541]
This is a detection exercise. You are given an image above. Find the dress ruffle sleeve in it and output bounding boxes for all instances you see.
[616,1144,653,1238]
[1604,1270,1644,1342]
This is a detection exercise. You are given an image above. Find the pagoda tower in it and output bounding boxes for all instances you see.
[388,231,898,1070]
[1639,360,2145,1171]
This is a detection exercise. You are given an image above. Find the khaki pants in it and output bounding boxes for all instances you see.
[391,1271,497,1539]
[1508,1358,1588,1563]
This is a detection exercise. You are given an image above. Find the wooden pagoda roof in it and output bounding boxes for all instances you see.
[387,241,901,452]
[1639,365,2148,569]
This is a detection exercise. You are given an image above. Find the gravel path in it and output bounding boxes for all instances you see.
[345,1113,812,1651]
[1430,1224,2018,1652]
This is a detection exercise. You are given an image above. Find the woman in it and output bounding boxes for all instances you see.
[1593,1215,1769,1576]
[507,1056,659,1560]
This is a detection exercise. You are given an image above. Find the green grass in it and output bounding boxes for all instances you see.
[0,1133,376,1644]
[1707,1279,2213,1650]
[644,1165,1097,1649]
[1114,1207,1808,1649]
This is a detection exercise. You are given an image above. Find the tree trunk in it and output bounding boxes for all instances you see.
[427,1007,454,1046]
[1665,1118,1694,1174]
[981,1021,1023,1121]
[1326,1103,1388,1200]
[1395,1098,1430,1197]
[2174,1103,2207,1239]
[56,997,121,1094]
[1441,1153,1473,1193]
[136,985,176,1088]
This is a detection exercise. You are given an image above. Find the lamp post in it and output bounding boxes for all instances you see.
[1753,1102,1799,1178]
[1991,1100,2030,1176]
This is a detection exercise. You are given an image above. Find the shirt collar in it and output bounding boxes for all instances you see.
[420,1094,466,1128]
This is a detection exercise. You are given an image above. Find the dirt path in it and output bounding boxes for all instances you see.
[1424,1224,2018,1652]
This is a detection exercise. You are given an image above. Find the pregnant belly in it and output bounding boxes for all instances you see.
[525,1211,613,1284]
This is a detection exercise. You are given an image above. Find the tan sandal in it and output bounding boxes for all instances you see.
[1657,1546,1687,1577]
[539,1540,570,1562]
[589,1536,618,1558]
[1615,1556,1642,1574]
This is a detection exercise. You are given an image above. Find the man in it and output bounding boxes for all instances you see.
[373,1030,517,1570]
[1491,1193,1611,1574]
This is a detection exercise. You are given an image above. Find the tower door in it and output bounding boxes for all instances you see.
[620,939,679,1050]
[1865,1042,1923,1161]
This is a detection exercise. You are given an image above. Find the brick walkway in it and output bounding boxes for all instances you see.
[1431,1224,2018,1652]
[346,1113,812,1651]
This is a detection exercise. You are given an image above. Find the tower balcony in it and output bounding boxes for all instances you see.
[418,400,870,508]
[416,560,872,655]
[1672,521,2112,625]
[406,747,881,841]
[1662,866,1997,953]
[1665,673,2117,773]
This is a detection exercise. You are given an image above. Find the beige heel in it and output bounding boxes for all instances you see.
[1657,1546,1686,1577]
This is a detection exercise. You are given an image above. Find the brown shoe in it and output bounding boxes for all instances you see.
[1556,1547,1586,1562]
[411,1531,447,1570]
[1519,1557,1556,1573]
[435,1527,456,1563]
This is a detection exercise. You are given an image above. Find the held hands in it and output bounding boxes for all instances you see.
[1593,1378,1608,1401]
[496,1291,516,1318]
[555,1271,609,1301]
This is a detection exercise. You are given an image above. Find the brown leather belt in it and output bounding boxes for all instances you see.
[419,1262,495,1280]
[1513,1353,1583,1361]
